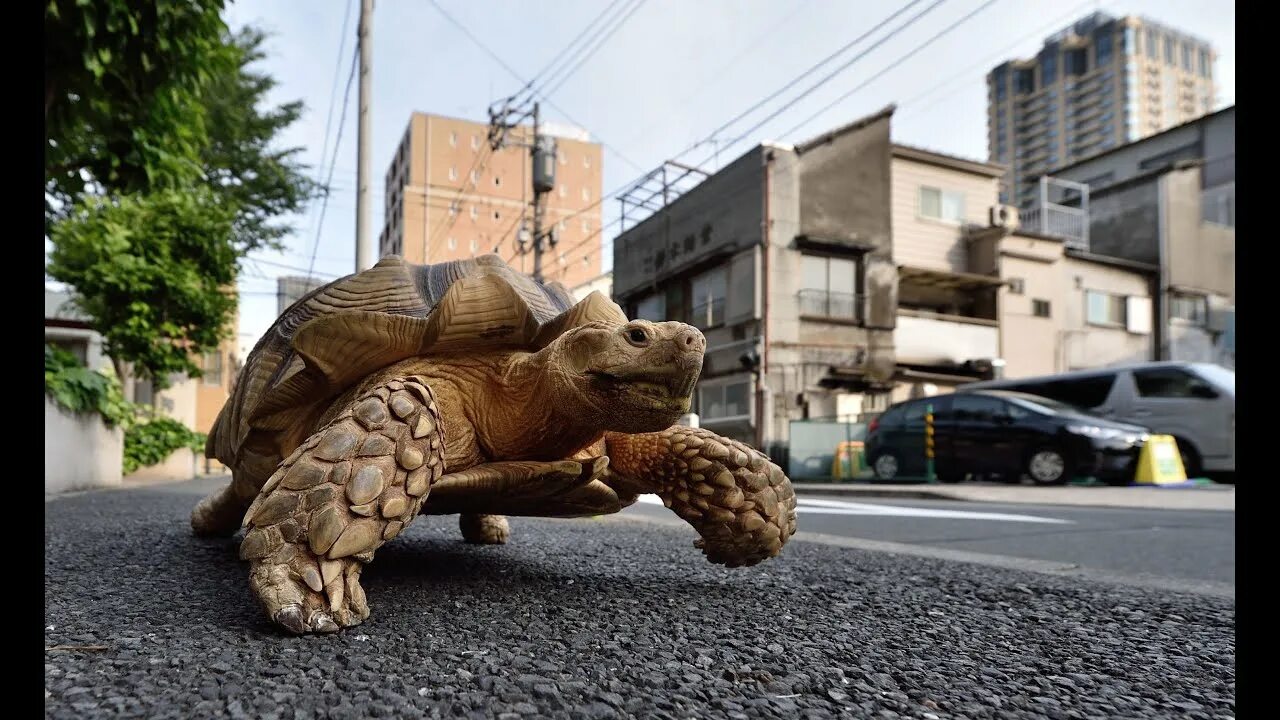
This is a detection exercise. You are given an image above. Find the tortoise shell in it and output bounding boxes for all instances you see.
[208,254,625,481]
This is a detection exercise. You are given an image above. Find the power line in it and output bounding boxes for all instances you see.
[698,0,953,165]
[424,143,496,254]
[775,0,1005,142]
[249,256,343,278]
[669,0,937,165]
[525,0,944,249]
[538,0,649,100]
[306,48,360,281]
[524,0,630,96]
[426,0,644,173]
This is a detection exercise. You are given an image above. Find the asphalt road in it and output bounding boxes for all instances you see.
[624,493,1235,588]
[46,478,1235,719]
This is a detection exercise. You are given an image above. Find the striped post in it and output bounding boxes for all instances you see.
[924,403,937,483]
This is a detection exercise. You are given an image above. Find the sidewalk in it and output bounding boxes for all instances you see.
[793,481,1235,511]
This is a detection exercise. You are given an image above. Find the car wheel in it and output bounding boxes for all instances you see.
[1172,438,1202,479]
[872,452,901,481]
[1026,446,1073,486]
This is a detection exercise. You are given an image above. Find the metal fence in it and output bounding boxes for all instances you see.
[787,416,876,482]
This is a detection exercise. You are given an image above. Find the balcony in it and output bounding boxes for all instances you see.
[798,290,863,323]
[895,310,999,366]
[1019,176,1090,250]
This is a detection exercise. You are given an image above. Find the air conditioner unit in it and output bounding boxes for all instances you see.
[989,204,1020,230]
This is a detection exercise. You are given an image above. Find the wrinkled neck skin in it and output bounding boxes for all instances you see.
[469,344,605,462]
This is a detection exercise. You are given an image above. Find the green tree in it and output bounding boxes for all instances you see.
[44,0,234,214]
[45,4,320,387]
[47,189,239,387]
[204,27,321,255]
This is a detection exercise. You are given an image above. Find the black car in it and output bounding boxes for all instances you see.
[865,390,1151,485]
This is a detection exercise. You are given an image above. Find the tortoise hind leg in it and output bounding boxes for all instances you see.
[240,376,446,634]
[459,514,510,544]
[191,469,263,537]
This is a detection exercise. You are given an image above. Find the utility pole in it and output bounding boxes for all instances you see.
[355,0,374,272]
[489,96,557,282]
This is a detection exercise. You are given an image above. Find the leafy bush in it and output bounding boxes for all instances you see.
[44,343,133,427]
[123,415,207,475]
[46,343,207,474]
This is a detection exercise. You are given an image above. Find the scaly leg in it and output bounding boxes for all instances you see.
[458,514,510,544]
[605,427,798,567]
[239,376,446,634]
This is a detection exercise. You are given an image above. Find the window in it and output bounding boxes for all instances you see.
[690,267,727,329]
[994,66,1007,101]
[699,380,751,420]
[1145,29,1157,59]
[469,238,478,253]
[1133,368,1218,399]
[1170,293,1208,325]
[494,176,502,187]
[447,237,457,250]
[449,201,459,216]
[1032,375,1116,409]
[1095,30,1113,67]
[469,205,477,219]
[581,218,590,233]
[470,135,479,150]
[1198,49,1210,78]
[1163,36,1174,64]
[582,187,590,201]
[1015,68,1035,95]
[919,187,965,223]
[1181,44,1192,71]
[1040,51,1057,84]
[798,254,860,320]
[1065,48,1088,76]
[1123,26,1136,54]
[559,186,567,198]
[635,293,665,321]
[1007,278,1025,295]
[202,352,223,387]
[584,155,591,169]
[493,210,501,221]
[449,131,457,147]
[953,395,1005,423]
[1032,299,1051,317]
[448,167,458,181]
[469,169,478,185]
[1086,291,1126,326]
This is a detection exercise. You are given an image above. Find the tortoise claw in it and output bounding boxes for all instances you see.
[274,605,306,635]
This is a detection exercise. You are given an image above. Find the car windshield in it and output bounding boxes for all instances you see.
[1192,364,1235,394]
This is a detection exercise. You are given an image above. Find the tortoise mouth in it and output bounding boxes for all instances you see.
[587,369,697,402]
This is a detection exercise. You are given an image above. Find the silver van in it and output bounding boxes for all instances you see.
[959,362,1235,481]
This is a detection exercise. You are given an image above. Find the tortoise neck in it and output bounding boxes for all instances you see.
[490,348,602,460]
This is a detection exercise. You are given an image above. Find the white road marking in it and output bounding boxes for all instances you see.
[635,494,1071,525]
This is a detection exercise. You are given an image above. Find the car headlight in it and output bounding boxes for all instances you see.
[1067,424,1125,440]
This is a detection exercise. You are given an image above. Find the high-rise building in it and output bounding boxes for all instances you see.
[378,112,604,289]
[276,275,327,316]
[987,12,1215,208]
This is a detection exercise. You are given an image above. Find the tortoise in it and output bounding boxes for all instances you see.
[193,254,798,634]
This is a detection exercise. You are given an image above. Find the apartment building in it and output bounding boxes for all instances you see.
[612,107,900,459]
[988,11,1216,208]
[1019,106,1234,368]
[378,112,604,289]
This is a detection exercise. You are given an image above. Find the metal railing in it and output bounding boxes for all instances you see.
[1020,176,1090,250]
[797,290,863,322]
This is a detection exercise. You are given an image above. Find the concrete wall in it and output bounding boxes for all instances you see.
[992,233,1067,378]
[1163,165,1234,298]
[45,398,123,494]
[1087,175,1161,264]
[1053,106,1234,190]
[124,448,198,484]
[613,147,764,300]
[891,156,1000,272]
[795,111,893,258]
[1061,255,1153,370]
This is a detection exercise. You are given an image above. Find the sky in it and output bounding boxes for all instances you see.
[223,0,1235,357]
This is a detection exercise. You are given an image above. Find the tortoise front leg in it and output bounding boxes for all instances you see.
[605,427,798,567]
[239,376,446,634]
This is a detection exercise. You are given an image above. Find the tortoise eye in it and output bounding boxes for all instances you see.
[626,327,650,346]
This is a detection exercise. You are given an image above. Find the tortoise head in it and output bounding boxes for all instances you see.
[551,319,706,433]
